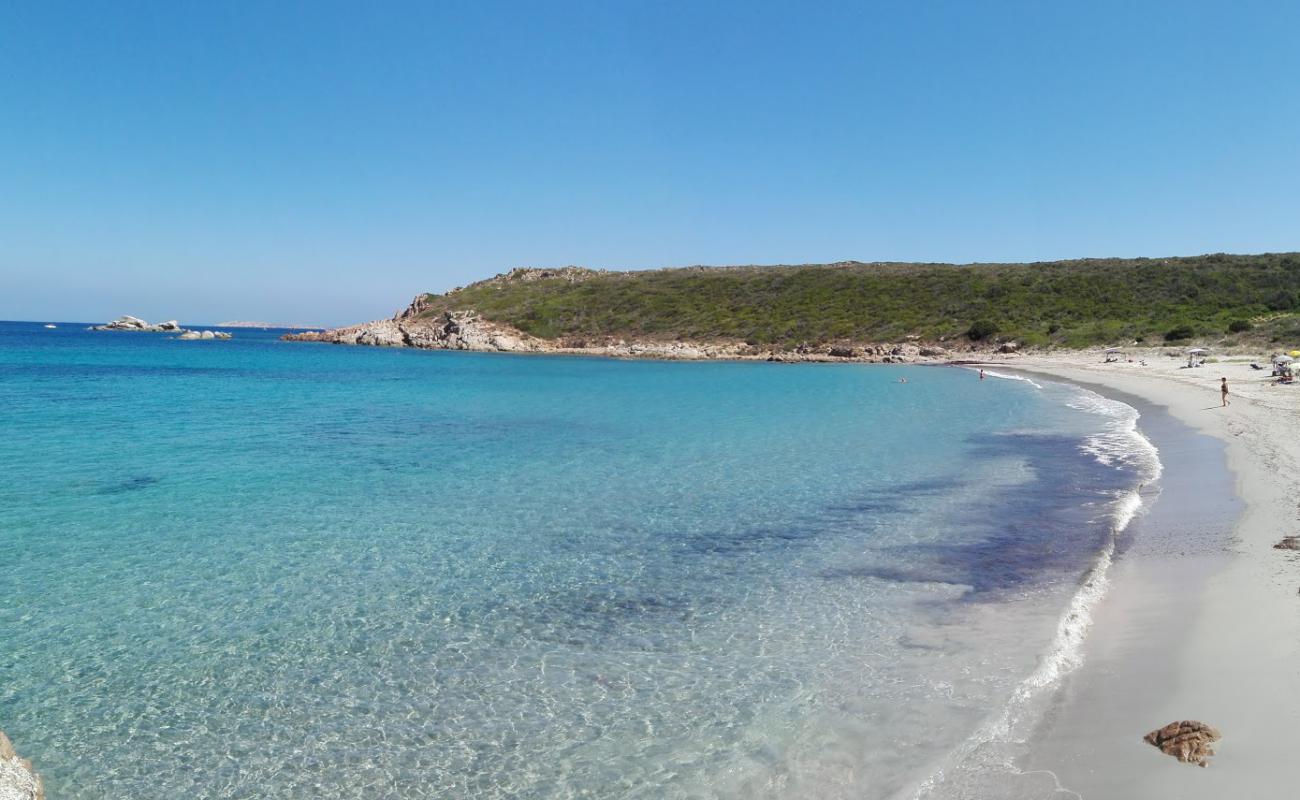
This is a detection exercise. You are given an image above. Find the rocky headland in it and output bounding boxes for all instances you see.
[290,253,1300,362]
[284,302,968,363]
[0,731,43,800]
[282,252,1300,362]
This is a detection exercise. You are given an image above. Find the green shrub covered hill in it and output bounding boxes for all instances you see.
[406,253,1300,349]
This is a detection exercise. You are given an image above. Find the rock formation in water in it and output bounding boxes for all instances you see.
[1273,536,1300,550]
[90,316,235,340]
[1143,720,1221,766]
[0,731,44,800]
[92,315,182,332]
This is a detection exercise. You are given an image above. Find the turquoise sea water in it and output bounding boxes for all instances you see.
[0,322,1157,799]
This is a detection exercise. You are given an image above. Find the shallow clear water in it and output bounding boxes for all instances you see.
[0,323,1155,799]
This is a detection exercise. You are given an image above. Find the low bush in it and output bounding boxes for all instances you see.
[966,320,1000,341]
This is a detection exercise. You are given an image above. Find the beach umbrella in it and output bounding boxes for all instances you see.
[1187,348,1209,355]
[1274,355,1294,364]
[1104,347,1124,353]
[1290,350,1300,357]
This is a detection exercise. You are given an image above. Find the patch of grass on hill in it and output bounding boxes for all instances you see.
[411,253,1300,348]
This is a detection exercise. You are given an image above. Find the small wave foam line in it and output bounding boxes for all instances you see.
[966,366,1044,389]
[906,390,1161,800]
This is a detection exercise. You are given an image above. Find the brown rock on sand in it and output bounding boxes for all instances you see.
[1273,536,1300,550]
[1143,720,1222,767]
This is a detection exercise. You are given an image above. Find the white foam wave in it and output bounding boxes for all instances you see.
[907,388,1160,800]
[1066,388,1162,479]
[969,367,1043,390]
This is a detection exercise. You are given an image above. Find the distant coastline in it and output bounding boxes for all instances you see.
[215,321,321,329]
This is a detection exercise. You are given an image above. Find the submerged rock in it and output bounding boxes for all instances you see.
[0,730,44,800]
[1143,720,1221,766]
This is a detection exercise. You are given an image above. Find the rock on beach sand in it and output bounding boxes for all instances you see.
[1143,720,1221,766]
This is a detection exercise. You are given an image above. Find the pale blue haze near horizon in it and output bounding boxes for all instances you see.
[2,0,1298,324]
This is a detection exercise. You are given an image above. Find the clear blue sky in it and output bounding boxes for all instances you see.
[3,1,1298,325]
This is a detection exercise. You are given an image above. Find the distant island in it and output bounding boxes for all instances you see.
[284,253,1300,360]
[217,321,322,329]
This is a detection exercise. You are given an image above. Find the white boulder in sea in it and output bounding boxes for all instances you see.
[93,315,150,330]
[93,316,188,333]
[0,730,44,800]
[178,329,232,341]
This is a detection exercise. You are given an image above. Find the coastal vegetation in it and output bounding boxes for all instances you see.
[404,253,1300,348]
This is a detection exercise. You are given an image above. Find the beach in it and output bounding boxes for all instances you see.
[6,0,1298,795]
[983,350,1300,797]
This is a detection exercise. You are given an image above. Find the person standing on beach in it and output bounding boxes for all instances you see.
[1221,377,1230,407]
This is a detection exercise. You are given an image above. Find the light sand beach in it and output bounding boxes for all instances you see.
[979,349,1300,797]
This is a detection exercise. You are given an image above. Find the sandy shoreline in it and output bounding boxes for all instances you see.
[980,350,1300,797]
